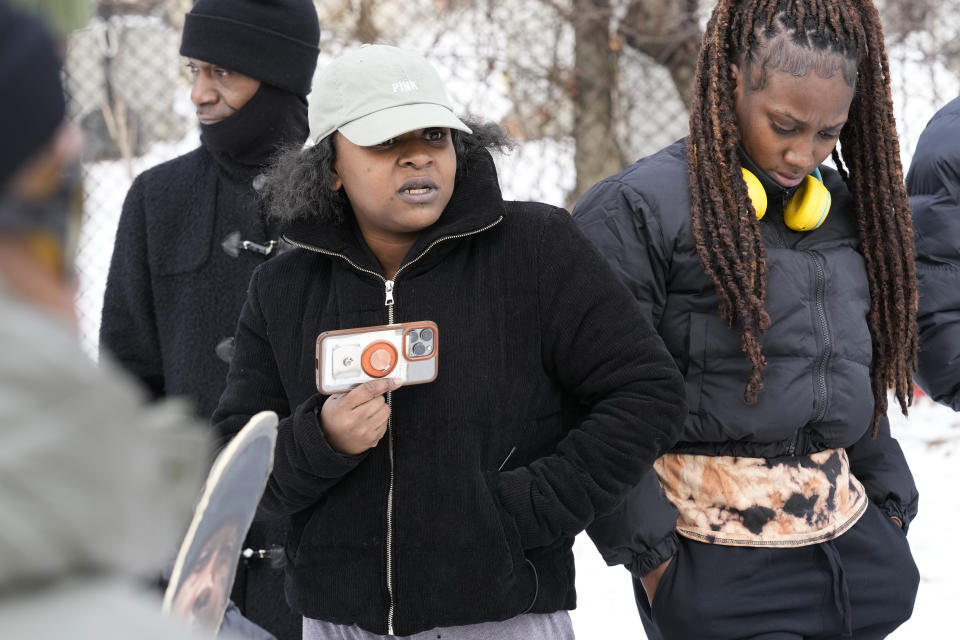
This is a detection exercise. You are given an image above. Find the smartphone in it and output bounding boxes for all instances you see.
[315,321,439,394]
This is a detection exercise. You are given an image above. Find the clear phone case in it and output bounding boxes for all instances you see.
[315,321,439,394]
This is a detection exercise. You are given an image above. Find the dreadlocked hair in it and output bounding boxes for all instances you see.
[688,0,917,433]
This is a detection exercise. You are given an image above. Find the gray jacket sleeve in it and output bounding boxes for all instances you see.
[572,178,682,577]
[0,286,209,589]
[907,98,960,411]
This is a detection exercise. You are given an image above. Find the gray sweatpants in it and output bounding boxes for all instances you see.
[302,611,574,640]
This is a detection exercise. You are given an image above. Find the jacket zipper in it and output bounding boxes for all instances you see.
[283,216,502,634]
[384,286,396,634]
[808,250,831,423]
[789,250,831,455]
[767,194,798,453]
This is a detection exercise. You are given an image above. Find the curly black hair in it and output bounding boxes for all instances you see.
[261,119,513,226]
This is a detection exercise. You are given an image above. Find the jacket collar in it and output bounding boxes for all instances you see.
[282,149,506,276]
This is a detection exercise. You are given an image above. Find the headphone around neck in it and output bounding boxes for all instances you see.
[740,166,832,232]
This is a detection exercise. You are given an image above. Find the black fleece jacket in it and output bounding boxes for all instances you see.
[212,152,687,635]
[100,145,280,419]
[907,95,960,411]
[99,144,296,639]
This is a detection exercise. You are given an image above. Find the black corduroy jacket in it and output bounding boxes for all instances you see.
[212,153,687,636]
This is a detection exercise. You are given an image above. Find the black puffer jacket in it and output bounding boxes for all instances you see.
[573,138,919,576]
[907,95,960,411]
[100,144,296,639]
[212,152,687,636]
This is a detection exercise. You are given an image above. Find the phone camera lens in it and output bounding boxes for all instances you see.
[411,341,427,356]
[419,328,434,342]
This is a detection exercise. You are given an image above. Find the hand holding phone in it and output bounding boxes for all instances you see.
[316,321,439,395]
[320,378,399,455]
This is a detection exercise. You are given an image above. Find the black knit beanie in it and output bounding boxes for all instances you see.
[0,3,65,189]
[179,0,320,97]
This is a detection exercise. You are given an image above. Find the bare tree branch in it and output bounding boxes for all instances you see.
[619,0,700,109]
[569,0,624,203]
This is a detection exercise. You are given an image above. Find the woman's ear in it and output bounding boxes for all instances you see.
[327,133,343,191]
[730,63,741,91]
[730,62,749,105]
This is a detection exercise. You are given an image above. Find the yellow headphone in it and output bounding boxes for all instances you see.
[740,167,832,231]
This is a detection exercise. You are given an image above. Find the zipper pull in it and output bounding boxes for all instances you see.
[384,279,395,306]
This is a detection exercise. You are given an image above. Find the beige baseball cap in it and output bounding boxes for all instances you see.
[308,44,472,146]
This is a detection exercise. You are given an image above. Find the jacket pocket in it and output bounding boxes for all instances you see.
[151,193,216,276]
[482,469,527,574]
[152,219,214,276]
[649,548,681,617]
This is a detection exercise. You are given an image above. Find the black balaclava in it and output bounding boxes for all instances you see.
[199,84,308,169]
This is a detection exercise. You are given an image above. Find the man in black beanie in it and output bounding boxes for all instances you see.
[100,2,321,639]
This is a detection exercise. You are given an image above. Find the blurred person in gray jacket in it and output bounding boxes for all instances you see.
[0,3,215,637]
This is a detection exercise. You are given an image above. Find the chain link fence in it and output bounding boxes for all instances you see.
[67,3,196,355]
[66,0,960,356]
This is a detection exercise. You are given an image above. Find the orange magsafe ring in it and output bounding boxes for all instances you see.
[361,341,398,377]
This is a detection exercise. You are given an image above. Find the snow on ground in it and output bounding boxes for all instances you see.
[569,395,960,639]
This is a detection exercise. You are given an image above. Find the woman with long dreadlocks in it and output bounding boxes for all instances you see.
[573,1,921,637]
